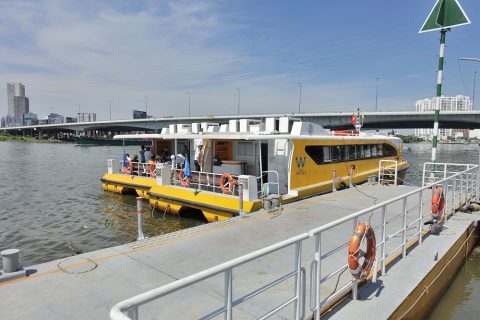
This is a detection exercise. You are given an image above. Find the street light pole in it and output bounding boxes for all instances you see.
[186,92,191,117]
[459,58,480,110]
[375,76,379,112]
[297,83,302,113]
[108,100,112,120]
[236,88,240,115]
[144,96,148,115]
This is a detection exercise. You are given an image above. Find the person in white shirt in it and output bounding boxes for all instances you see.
[171,154,186,168]
[194,145,203,171]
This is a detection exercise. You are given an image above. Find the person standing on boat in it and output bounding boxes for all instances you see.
[139,145,146,163]
[144,147,152,164]
[171,154,186,169]
[194,145,203,171]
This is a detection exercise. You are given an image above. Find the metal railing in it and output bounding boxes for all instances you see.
[118,160,157,177]
[110,163,478,320]
[378,160,398,186]
[171,168,240,195]
[110,233,309,320]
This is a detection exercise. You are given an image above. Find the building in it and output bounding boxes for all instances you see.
[414,95,472,140]
[6,82,29,126]
[77,113,96,122]
[23,112,39,126]
[44,113,64,124]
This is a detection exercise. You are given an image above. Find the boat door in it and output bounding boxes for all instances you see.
[261,142,268,181]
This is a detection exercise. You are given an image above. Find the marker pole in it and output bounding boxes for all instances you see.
[432,29,447,162]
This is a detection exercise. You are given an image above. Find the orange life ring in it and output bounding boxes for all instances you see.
[220,173,234,195]
[431,186,445,221]
[148,161,156,178]
[348,223,376,280]
[178,169,191,187]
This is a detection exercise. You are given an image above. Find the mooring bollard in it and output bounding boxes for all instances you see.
[239,182,245,216]
[136,197,145,241]
[332,169,337,192]
[1,249,20,273]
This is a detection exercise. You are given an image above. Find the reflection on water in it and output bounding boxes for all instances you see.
[0,141,479,317]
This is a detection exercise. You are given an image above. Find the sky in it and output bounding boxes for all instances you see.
[0,0,479,120]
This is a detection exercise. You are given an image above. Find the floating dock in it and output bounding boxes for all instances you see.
[0,182,478,319]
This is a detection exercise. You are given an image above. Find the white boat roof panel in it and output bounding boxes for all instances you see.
[113,132,400,142]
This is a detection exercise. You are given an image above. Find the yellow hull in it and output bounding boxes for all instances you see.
[148,185,263,222]
[101,173,156,198]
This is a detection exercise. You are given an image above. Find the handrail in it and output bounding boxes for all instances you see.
[258,170,280,197]
[109,162,478,320]
[110,233,310,320]
[310,164,477,236]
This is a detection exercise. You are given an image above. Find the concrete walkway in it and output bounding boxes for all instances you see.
[0,184,467,319]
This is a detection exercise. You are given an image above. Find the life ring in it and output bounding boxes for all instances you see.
[178,169,191,187]
[431,186,445,221]
[148,162,156,178]
[348,223,376,280]
[220,173,234,195]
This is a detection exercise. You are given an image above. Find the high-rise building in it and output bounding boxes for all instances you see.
[414,95,472,140]
[6,82,29,126]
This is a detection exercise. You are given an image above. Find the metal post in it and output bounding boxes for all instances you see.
[224,269,233,320]
[351,279,359,300]
[453,177,457,210]
[418,190,424,244]
[294,242,302,320]
[136,197,145,241]
[239,182,245,216]
[349,165,354,188]
[127,307,138,320]
[431,29,447,163]
[332,169,337,192]
[443,181,448,223]
[381,206,387,275]
[312,234,321,320]
[402,198,407,258]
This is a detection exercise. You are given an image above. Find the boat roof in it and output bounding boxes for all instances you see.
[113,132,399,142]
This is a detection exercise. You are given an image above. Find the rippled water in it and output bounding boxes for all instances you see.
[0,140,479,317]
[0,142,202,266]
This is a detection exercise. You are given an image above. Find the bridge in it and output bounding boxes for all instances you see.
[2,111,480,133]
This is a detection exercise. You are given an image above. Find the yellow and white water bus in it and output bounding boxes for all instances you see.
[101,117,409,222]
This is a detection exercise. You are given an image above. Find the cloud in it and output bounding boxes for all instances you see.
[0,0,423,120]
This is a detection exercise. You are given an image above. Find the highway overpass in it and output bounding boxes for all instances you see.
[3,111,480,133]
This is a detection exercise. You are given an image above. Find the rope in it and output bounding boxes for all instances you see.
[395,227,477,319]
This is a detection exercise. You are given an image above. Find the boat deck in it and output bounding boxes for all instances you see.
[0,184,475,319]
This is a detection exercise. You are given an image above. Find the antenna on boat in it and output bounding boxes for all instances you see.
[351,108,364,133]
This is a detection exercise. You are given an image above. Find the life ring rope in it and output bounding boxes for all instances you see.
[347,222,376,280]
[220,173,235,195]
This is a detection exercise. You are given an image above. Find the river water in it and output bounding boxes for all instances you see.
[0,141,478,317]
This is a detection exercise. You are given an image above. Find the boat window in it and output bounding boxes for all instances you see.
[238,142,254,156]
[347,145,356,160]
[364,145,371,158]
[382,143,397,157]
[305,143,397,165]
[305,146,324,165]
[323,146,331,162]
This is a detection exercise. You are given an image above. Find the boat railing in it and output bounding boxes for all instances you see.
[170,167,241,195]
[257,170,280,198]
[378,160,398,186]
[118,160,157,177]
[109,162,478,319]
